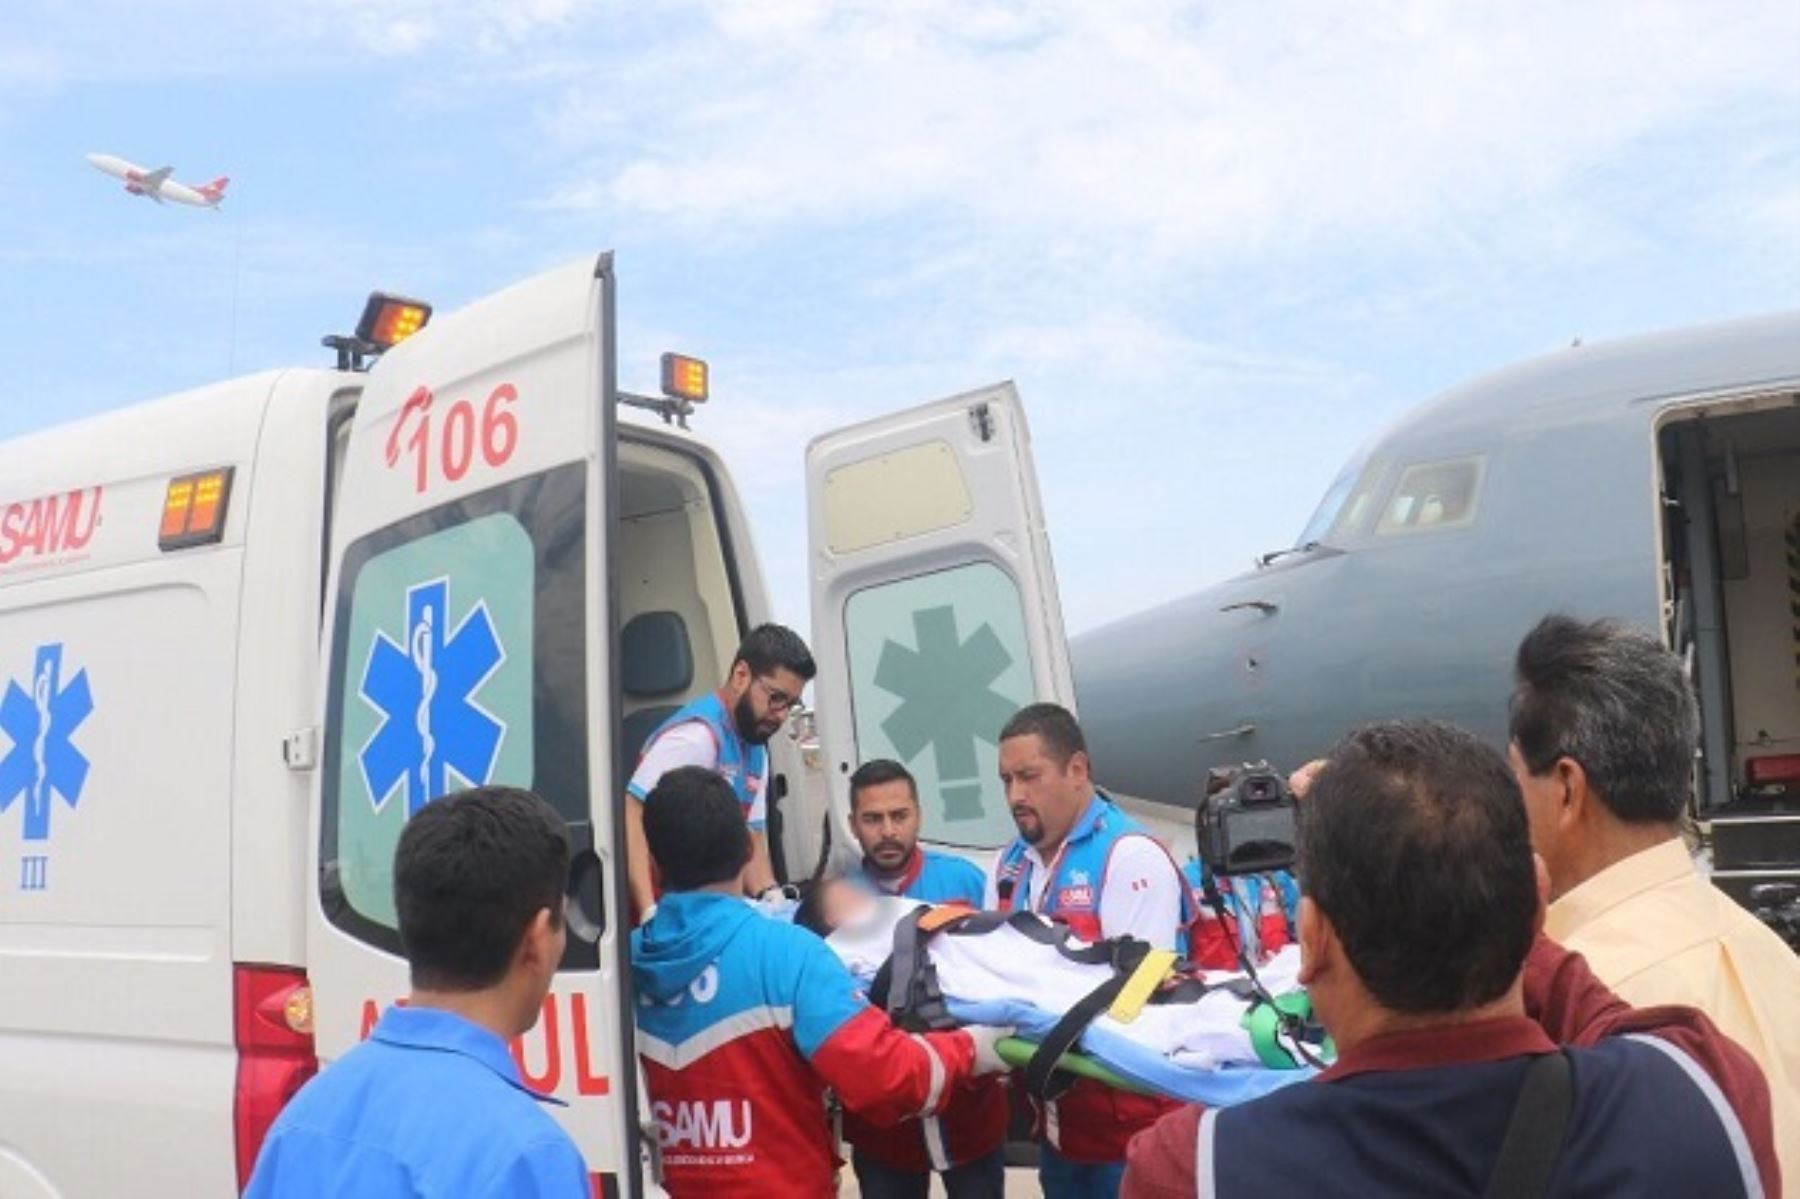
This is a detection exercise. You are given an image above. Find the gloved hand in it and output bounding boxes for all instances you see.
[964,1025,1015,1076]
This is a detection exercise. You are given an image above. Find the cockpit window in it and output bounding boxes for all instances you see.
[1375,456,1485,535]
[1297,450,1384,546]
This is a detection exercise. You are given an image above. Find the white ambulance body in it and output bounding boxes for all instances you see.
[0,253,1075,1196]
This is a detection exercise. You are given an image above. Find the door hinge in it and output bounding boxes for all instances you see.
[970,401,995,442]
[283,726,320,771]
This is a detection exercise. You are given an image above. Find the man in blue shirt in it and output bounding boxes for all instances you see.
[248,786,589,1197]
[842,758,1006,1198]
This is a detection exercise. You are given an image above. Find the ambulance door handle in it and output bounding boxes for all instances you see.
[562,818,606,964]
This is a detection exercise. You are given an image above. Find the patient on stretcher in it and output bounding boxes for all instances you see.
[793,878,1327,1103]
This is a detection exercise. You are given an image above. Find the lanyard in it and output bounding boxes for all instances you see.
[1025,840,1074,916]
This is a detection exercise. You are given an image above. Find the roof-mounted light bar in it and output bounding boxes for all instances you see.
[620,352,710,429]
[322,291,434,372]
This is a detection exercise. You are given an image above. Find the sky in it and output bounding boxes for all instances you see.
[4,0,1799,633]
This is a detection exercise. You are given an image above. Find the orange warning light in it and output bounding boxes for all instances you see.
[660,353,709,404]
[160,467,235,551]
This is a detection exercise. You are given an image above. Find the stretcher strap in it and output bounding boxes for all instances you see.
[1108,949,1178,1024]
[1023,938,1153,1101]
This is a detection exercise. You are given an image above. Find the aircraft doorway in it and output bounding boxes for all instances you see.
[1657,396,1800,913]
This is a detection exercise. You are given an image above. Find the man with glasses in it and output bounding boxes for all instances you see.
[626,623,815,922]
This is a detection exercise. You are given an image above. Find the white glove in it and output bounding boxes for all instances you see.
[964,1025,1015,1076]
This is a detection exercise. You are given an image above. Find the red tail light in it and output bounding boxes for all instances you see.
[233,964,318,1192]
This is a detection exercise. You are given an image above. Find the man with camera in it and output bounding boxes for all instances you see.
[986,703,1193,1199]
[1123,721,1779,1197]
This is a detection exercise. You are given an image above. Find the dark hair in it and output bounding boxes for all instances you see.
[1510,615,1698,824]
[792,878,835,938]
[643,766,753,891]
[735,623,816,682]
[849,759,917,810]
[999,702,1087,766]
[1299,720,1537,1015]
[394,787,569,992]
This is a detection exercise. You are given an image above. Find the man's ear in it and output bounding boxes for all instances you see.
[1531,853,1551,938]
[519,906,559,970]
[1555,757,1590,831]
[726,659,752,696]
[1296,896,1330,987]
[1068,751,1091,785]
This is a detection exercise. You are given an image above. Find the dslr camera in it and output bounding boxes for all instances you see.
[1196,763,1299,878]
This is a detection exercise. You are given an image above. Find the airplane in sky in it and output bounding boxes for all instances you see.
[1072,310,1800,909]
[85,153,229,208]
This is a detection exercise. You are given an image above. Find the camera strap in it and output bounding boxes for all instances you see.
[1200,877,1328,1070]
[1483,1051,1573,1199]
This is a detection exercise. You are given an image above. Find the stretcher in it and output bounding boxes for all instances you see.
[833,901,1332,1106]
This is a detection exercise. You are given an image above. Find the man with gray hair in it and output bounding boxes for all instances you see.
[1509,614,1800,1174]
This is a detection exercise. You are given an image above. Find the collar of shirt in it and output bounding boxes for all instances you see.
[1316,1015,1556,1084]
[1022,791,1108,876]
[1545,836,1692,944]
[370,1005,566,1107]
[863,846,925,896]
[711,688,750,760]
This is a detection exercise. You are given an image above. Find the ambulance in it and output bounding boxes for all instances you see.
[0,253,1074,1196]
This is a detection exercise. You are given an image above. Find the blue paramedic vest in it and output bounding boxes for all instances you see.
[637,692,768,830]
[857,847,987,905]
[993,792,1195,951]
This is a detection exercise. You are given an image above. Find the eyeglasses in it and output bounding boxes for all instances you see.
[753,676,800,715]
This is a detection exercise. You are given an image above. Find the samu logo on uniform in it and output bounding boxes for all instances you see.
[0,643,94,892]
[654,1099,754,1151]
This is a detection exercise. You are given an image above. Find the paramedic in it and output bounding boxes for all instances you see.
[843,758,1008,1199]
[1123,721,1779,1197]
[625,623,814,921]
[631,766,1011,1197]
[986,703,1191,1199]
[248,788,588,1197]
[1509,614,1800,1173]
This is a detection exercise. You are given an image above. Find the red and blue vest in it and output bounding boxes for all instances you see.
[845,847,1008,1173]
[991,793,1193,1163]
[991,792,1197,948]
[637,691,768,830]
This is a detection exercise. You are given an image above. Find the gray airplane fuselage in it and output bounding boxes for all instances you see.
[1073,310,1800,809]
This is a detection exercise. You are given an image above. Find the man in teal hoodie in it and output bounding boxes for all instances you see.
[632,766,1009,1197]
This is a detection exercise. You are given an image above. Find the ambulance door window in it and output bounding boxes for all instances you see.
[842,561,1037,850]
[318,464,590,958]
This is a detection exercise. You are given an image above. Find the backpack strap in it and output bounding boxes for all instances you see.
[1484,1051,1574,1199]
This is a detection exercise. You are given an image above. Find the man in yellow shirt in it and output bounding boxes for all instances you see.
[1509,614,1800,1176]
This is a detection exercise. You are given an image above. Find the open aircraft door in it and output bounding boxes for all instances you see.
[806,383,1075,858]
[308,256,641,1193]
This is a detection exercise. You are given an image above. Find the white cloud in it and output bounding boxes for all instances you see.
[541,0,1800,268]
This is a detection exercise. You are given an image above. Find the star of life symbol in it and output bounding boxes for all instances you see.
[359,577,506,817]
[0,643,93,845]
[875,606,1015,823]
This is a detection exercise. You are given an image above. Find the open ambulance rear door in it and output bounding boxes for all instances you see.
[307,255,642,1193]
[805,383,1075,861]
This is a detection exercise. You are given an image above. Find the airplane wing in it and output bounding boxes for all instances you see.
[141,165,173,190]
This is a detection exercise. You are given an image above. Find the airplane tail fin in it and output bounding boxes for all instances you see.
[199,176,230,204]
